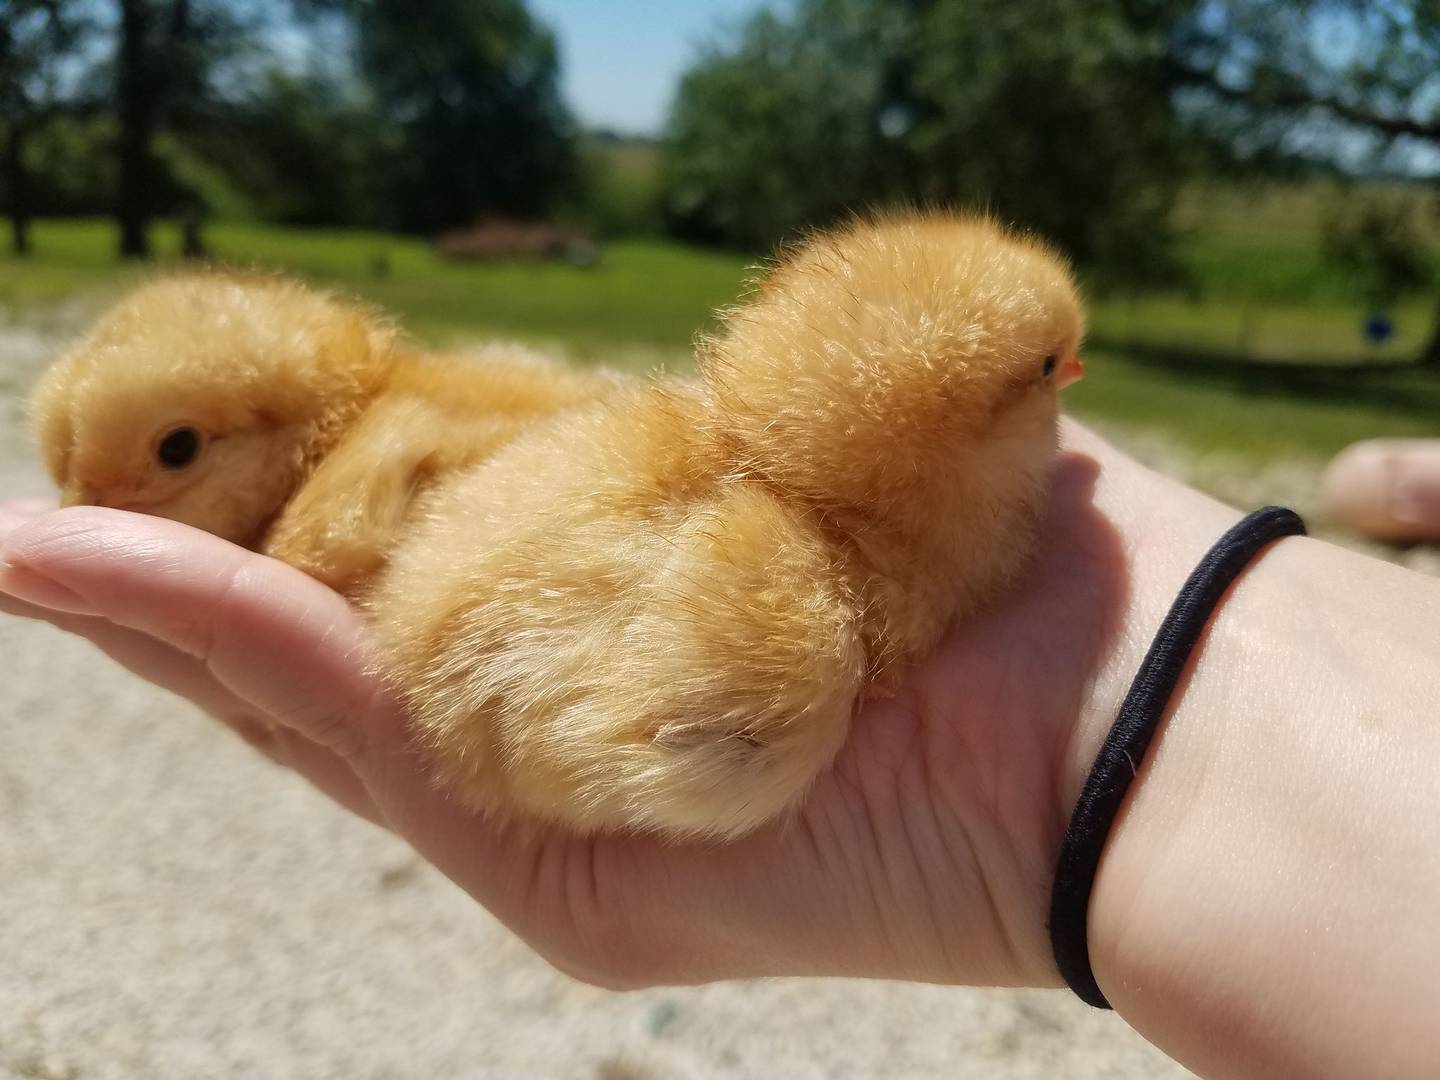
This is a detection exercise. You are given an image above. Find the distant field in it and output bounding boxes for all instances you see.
[1113,179,1440,366]
[1087,294,1436,366]
[1065,348,1440,460]
[1175,181,1440,286]
[0,219,749,360]
[1,204,1437,461]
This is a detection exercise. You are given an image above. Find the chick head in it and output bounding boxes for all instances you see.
[773,210,1081,409]
[705,212,1085,516]
[31,272,397,545]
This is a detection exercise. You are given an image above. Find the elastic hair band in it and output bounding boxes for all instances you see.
[1049,505,1307,1009]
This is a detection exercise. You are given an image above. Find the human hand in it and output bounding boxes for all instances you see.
[0,421,1234,993]
[12,421,1440,1080]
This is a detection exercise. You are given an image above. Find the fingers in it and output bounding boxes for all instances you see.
[1323,439,1440,543]
[0,507,396,761]
[0,506,535,926]
[0,580,388,828]
[0,497,58,524]
[0,589,253,718]
[0,497,57,554]
[235,719,390,829]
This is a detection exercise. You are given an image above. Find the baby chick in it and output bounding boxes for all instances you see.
[32,273,607,594]
[33,214,1084,839]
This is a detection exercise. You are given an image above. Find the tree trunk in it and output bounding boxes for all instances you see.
[116,0,156,259]
[3,124,30,257]
[179,203,206,258]
[1421,294,1440,368]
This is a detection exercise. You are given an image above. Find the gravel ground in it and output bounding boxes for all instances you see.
[2,312,1431,1080]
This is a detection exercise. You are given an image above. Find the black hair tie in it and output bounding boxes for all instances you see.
[1049,505,1307,1009]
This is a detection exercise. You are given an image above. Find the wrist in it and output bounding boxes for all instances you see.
[1080,501,1440,1076]
[918,419,1244,990]
[1053,419,1243,813]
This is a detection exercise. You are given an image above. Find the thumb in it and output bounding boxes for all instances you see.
[0,506,395,763]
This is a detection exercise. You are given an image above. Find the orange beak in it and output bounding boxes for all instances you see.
[1056,354,1085,391]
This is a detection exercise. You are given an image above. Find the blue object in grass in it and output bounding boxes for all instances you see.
[1364,312,1394,344]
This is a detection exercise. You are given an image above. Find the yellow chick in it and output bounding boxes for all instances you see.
[32,213,1085,839]
[32,272,607,593]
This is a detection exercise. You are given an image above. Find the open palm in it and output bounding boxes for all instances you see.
[0,438,1140,994]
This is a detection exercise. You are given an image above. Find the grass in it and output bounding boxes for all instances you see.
[1087,294,1436,366]
[2,207,1437,462]
[0,219,750,360]
[1067,347,1440,459]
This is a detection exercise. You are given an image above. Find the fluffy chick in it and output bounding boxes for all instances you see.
[32,214,1084,839]
[32,273,607,593]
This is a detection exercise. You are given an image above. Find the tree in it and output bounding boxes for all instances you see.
[1169,0,1440,365]
[0,0,85,256]
[353,0,577,233]
[1322,190,1431,312]
[183,66,385,228]
[662,4,908,251]
[662,4,901,250]
[112,0,251,258]
[662,0,1199,284]
[905,0,1197,281]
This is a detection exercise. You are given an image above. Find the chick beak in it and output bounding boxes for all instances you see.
[1056,354,1085,391]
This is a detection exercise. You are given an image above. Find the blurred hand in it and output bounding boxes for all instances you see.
[1323,438,1440,543]
[0,423,1225,992]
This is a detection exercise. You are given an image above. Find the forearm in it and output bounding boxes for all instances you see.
[1065,423,1440,1078]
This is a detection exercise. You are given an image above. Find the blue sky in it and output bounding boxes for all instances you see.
[529,0,766,135]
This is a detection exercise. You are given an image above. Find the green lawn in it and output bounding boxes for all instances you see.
[1088,294,1436,366]
[1067,348,1440,459]
[2,214,1437,461]
[0,218,750,361]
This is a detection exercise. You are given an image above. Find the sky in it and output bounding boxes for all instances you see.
[528,0,766,136]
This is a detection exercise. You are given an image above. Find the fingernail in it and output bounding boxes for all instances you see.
[1387,455,1440,528]
[0,563,94,615]
[1391,479,1439,526]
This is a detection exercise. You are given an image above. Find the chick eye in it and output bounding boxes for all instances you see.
[156,427,201,470]
[1042,355,1058,380]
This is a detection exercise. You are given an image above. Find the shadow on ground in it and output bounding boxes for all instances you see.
[1089,337,1440,423]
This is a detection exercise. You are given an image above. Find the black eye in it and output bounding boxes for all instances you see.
[1042,355,1057,380]
[156,427,201,469]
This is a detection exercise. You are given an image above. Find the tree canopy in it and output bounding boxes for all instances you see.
[662,0,1200,284]
[353,0,578,233]
[0,0,580,253]
[0,0,89,253]
[1171,0,1440,164]
[1170,0,1440,362]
